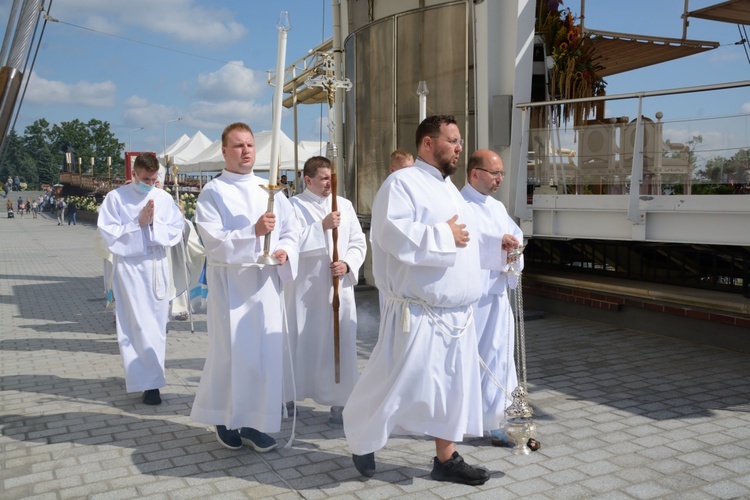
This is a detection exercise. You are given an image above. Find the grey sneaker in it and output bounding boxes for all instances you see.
[240,427,277,452]
[329,406,344,425]
[430,451,490,485]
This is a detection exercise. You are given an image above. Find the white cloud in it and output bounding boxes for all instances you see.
[26,72,116,107]
[186,100,273,131]
[123,96,177,130]
[122,95,273,135]
[742,102,750,114]
[195,62,267,101]
[58,0,247,45]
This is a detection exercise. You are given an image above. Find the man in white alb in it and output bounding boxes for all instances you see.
[97,153,184,405]
[343,115,491,485]
[284,155,366,424]
[460,149,540,451]
[190,122,299,452]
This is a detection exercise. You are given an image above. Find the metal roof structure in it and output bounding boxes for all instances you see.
[686,0,750,25]
[586,29,720,77]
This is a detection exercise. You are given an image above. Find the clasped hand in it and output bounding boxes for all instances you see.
[138,200,154,227]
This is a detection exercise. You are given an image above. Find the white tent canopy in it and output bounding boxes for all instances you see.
[161,134,190,159]
[178,130,325,173]
[167,131,213,164]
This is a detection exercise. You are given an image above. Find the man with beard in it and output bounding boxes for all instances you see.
[343,115,490,485]
[460,150,540,452]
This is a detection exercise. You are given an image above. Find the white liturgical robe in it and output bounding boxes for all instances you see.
[190,170,299,432]
[343,159,484,455]
[285,190,367,406]
[97,182,184,393]
[461,183,524,431]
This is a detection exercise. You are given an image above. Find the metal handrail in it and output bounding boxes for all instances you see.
[516,80,750,109]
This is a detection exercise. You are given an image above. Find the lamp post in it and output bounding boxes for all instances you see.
[129,127,144,152]
[416,81,429,122]
[163,117,183,157]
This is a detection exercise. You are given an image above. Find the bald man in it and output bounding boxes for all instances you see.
[460,149,540,452]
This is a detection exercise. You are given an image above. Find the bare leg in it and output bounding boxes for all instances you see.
[435,438,455,462]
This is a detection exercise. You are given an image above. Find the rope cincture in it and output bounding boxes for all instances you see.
[387,295,474,339]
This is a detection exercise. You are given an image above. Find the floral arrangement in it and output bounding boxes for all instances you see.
[536,0,606,124]
[66,195,100,212]
[180,193,197,220]
[66,191,197,219]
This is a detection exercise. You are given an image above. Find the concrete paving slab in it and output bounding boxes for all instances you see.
[2,206,750,498]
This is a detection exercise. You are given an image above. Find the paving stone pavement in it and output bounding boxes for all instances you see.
[2,199,750,499]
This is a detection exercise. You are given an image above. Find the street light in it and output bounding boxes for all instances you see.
[163,117,183,157]
[129,127,144,152]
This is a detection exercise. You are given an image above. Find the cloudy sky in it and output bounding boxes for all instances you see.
[4,0,333,153]
[2,0,748,158]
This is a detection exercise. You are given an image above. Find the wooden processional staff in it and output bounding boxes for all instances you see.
[306,55,352,383]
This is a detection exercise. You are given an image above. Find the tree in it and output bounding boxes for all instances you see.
[698,149,749,184]
[0,129,36,187]
[23,119,57,185]
[88,119,124,177]
[49,119,125,177]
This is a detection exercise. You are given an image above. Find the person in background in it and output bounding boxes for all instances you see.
[56,198,66,225]
[389,148,414,172]
[279,174,290,197]
[67,199,77,225]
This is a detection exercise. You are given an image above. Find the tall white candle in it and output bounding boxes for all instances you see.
[268,11,291,186]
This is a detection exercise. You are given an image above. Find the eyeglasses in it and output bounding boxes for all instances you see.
[475,167,505,178]
[429,136,464,148]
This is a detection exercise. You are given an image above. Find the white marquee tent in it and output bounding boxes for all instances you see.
[178,130,325,173]
[166,131,213,165]
[161,134,190,159]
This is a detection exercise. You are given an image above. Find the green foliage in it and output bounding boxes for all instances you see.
[1,118,126,185]
[0,130,36,186]
[696,148,750,185]
[23,119,56,184]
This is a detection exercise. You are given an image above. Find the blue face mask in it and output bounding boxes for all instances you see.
[134,175,154,194]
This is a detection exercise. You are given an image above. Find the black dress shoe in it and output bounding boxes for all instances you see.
[430,451,490,485]
[352,452,376,477]
[142,388,161,405]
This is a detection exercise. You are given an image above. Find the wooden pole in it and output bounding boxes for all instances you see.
[331,168,340,383]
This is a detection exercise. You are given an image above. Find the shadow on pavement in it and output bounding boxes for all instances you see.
[0,410,436,490]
